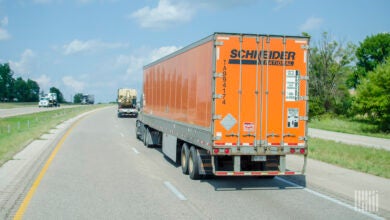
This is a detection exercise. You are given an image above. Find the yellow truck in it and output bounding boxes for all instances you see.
[117,88,138,118]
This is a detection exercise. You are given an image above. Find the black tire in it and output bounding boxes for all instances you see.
[189,146,201,180]
[144,127,153,148]
[142,126,148,146]
[135,121,141,139]
[181,143,190,175]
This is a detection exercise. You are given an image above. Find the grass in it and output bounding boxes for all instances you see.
[0,102,38,109]
[309,116,390,139]
[0,104,110,166]
[308,138,390,178]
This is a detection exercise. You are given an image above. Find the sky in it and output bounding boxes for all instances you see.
[0,0,389,103]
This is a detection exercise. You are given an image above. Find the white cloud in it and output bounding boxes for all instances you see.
[9,49,35,75]
[62,39,128,55]
[130,0,194,29]
[1,16,8,26]
[273,0,292,10]
[300,17,324,31]
[130,0,259,29]
[149,46,181,62]
[62,76,85,92]
[0,16,10,41]
[115,45,181,82]
[0,28,10,40]
[35,74,52,91]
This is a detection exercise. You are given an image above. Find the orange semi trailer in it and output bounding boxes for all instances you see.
[136,32,309,180]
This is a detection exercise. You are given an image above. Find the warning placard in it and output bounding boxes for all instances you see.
[243,122,255,132]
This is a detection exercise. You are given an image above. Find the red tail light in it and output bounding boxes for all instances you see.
[300,148,305,154]
[224,148,230,154]
[213,148,219,154]
[290,148,296,154]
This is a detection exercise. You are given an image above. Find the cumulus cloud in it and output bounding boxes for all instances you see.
[62,76,85,92]
[273,0,292,10]
[9,49,35,75]
[130,0,194,29]
[62,39,128,55]
[130,0,259,29]
[115,45,181,82]
[300,17,324,31]
[149,46,181,62]
[0,16,10,40]
[35,74,52,91]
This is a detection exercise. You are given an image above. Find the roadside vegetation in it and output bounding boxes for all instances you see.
[0,102,37,109]
[309,138,390,179]
[308,32,390,133]
[309,116,390,139]
[0,105,109,166]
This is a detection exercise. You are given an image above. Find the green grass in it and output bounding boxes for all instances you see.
[308,138,390,178]
[309,116,390,139]
[0,104,110,166]
[0,102,38,109]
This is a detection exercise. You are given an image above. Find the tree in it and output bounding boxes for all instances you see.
[73,93,83,104]
[308,32,356,117]
[26,79,40,102]
[348,33,390,88]
[50,87,65,103]
[0,63,15,101]
[352,57,390,131]
[14,77,28,102]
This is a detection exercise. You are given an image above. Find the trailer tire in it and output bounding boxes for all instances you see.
[181,143,190,175]
[144,127,153,148]
[189,146,201,180]
[142,127,148,146]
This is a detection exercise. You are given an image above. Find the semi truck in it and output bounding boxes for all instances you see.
[81,94,94,104]
[117,88,138,118]
[38,93,59,107]
[136,32,309,180]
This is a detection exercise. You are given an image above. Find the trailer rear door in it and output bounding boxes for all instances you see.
[213,34,309,150]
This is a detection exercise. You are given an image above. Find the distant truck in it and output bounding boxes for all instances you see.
[38,93,59,107]
[117,88,138,118]
[136,33,309,180]
[81,94,94,104]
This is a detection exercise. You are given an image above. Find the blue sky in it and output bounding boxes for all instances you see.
[0,0,389,103]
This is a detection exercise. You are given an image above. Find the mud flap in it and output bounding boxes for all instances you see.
[196,149,213,176]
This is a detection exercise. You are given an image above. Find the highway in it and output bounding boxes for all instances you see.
[4,107,385,219]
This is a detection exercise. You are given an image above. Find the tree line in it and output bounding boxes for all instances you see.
[308,32,390,131]
[0,63,65,103]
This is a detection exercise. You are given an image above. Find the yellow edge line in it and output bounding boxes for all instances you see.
[13,117,83,220]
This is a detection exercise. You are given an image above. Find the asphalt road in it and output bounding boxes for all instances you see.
[8,107,380,219]
[308,128,390,151]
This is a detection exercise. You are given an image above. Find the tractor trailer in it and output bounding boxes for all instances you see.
[136,32,309,180]
[117,88,138,118]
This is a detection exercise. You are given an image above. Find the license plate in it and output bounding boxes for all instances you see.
[252,156,266,161]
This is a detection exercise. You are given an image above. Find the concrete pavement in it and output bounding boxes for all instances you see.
[309,128,390,151]
[286,155,390,218]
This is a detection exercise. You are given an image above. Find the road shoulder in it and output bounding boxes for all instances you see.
[287,155,390,218]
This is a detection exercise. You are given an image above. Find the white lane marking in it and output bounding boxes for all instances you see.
[132,147,140,154]
[120,133,124,137]
[164,181,187,201]
[276,177,384,220]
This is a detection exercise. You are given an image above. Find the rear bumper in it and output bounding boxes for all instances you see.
[214,171,300,176]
